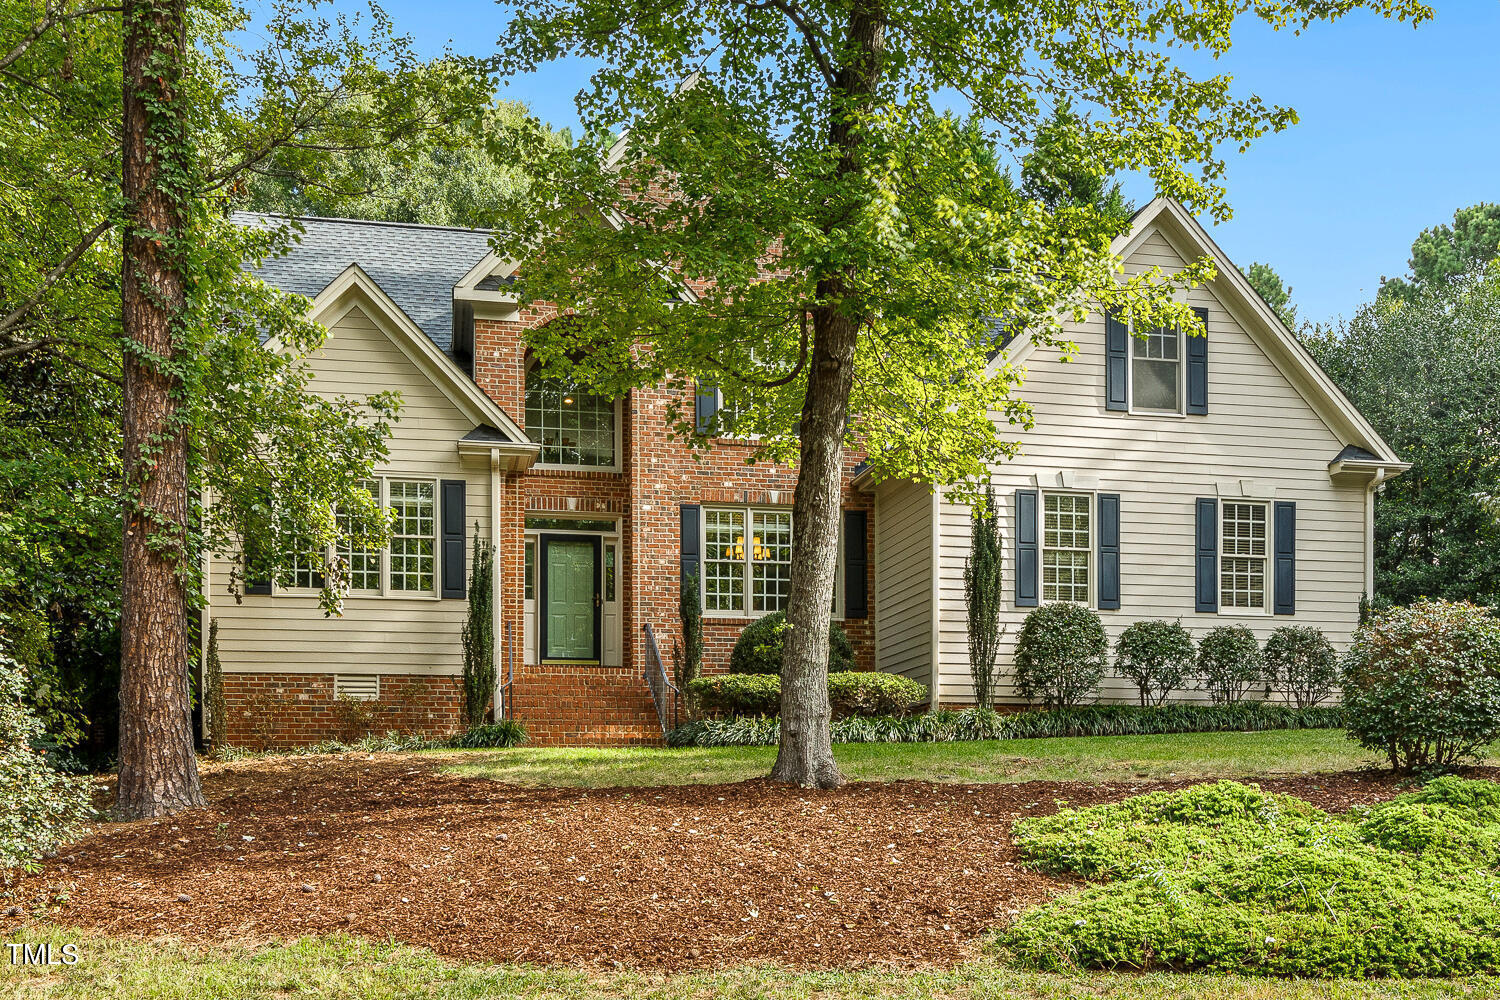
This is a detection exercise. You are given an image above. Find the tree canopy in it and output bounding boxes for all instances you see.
[1379,203,1500,304]
[1244,262,1301,331]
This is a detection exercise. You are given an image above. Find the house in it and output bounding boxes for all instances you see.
[206,196,1404,746]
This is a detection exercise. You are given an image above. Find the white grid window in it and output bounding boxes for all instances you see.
[1132,324,1181,411]
[525,369,616,467]
[283,536,324,590]
[1221,501,1268,610]
[388,480,436,593]
[751,511,793,613]
[703,509,746,613]
[1042,493,1091,603]
[335,480,381,592]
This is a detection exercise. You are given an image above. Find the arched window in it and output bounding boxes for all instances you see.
[524,366,617,468]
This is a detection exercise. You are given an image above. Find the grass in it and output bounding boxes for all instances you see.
[435,728,1388,788]
[3,930,1497,999]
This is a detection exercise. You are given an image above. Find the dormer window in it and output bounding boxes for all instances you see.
[524,365,618,468]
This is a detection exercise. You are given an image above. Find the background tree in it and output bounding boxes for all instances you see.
[963,485,1003,710]
[490,0,1428,786]
[1244,262,1301,331]
[1379,203,1500,304]
[3,0,493,815]
[1305,258,1500,606]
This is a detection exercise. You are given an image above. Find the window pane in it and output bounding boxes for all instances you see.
[283,535,323,590]
[336,480,381,592]
[389,480,435,593]
[604,543,616,603]
[751,511,793,612]
[1041,494,1091,603]
[524,539,535,601]
[1220,503,1268,609]
[525,368,616,467]
[702,509,745,613]
[1132,357,1179,410]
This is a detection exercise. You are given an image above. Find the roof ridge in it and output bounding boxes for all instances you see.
[231,210,493,236]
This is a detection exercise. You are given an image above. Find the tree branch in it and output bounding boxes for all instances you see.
[0,3,121,73]
[0,217,114,337]
[736,0,837,87]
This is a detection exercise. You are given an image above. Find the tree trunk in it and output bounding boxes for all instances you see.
[116,0,205,818]
[771,0,886,788]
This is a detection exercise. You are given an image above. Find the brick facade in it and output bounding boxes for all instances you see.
[222,672,462,749]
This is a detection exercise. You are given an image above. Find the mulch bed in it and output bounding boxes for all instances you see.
[1,757,1450,970]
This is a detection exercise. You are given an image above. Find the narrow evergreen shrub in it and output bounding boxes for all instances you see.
[1,653,92,874]
[1014,603,1106,709]
[1196,624,1266,704]
[1114,620,1194,706]
[676,570,704,719]
[964,484,1004,708]
[460,532,495,727]
[728,611,856,675]
[204,618,228,754]
[826,672,927,717]
[1342,600,1500,773]
[1263,625,1338,708]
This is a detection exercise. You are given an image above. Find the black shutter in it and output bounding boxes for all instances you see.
[440,479,467,599]
[680,503,701,592]
[1274,501,1297,615]
[1097,493,1121,611]
[1195,498,1218,613]
[1186,306,1209,415]
[694,384,719,434]
[245,571,271,596]
[843,509,869,619]
[1015,489,1039,608]
[1105,309,1129,412]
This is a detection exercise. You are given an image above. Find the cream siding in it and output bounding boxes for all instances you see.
[873,477,935,693]
[929,225,1370,705]
[209,303,490,678]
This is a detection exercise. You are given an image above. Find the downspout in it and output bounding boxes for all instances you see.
[491,453,504,718]
[1364,466,1396,602]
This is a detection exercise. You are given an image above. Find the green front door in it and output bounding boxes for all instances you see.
[541,536,600,661]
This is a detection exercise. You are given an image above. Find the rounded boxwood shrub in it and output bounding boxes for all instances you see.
[827,672,927,718]
[1343,600,1500,773]
[728,610,856,676]
[1014,603,1106,710]
[1196,624,1266,704]
[1114,620,1194,706]
[1263,625,1338,708]
[688,673,781,717]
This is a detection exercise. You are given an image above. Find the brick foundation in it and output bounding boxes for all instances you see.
[222,672,462,749]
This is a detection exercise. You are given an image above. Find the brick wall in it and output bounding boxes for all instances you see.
[222,673,462,749]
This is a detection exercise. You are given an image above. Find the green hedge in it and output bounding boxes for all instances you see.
[687,671,928,719]
[666,702,1344,747]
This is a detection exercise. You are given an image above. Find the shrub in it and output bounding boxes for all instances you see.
[1013,603,1106,709]
[728,611,856,676]
[1263,625,1338,708]
[687,673,782,716]
[1196,624,1266,704]
[1114,620,1194,706]
[460,532,496,727]
[964,484,1004,708]
[447,719,528,749]
[1342,600,1500,773]
[999,777,1500,977]
[676,570,704,719]
[826,672,927,718]
[204,618,228,755]
[1,653,92,874]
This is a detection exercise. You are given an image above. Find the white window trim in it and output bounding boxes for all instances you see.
[1039,490,1095,608]
[707,387,760,442]
[274,475,441,600]
[699,505,846,620]
[1125,317,1188,418]
[1217,497,1272,617]
[525,364,624,473]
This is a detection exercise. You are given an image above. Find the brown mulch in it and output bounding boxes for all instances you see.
[1,758,1450,970]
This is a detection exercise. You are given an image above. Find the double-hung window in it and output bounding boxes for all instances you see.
[1041,493,1091,603]
[525,366,617,468]
[701,507,797,616]
[387,480,436,593]
[1220,501,1268,611]
[1131,324,1182,412]
[275,477,436,597]
[335,480,382,592]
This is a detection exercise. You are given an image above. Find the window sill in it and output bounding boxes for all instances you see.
[1126,408,1188,419]
[267,590,441,601]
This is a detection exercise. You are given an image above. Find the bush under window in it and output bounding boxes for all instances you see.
[1014,602,1106,710]
[1342,600,1500,773]
[688,671,925,719]
[1196,624,1266,704]
[1263,625,1338,708]
[727,610,856,676]
[1114,620,1194,706]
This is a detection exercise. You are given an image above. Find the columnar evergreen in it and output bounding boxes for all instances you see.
[461,531,496,727]
[964,485,1003,709]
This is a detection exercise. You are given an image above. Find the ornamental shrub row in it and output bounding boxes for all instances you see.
[1012,603,1338,710]
[665,702,1343,747]
[687,670,928,719]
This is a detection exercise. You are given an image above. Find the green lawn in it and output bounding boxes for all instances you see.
[3,931,1495,1000]
[436,728,1385,788]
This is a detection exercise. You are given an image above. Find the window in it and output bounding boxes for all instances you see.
[1131,325,1181,411]
[524,539,535,601]
[335,480,381,592]
[282,534,324,590]
[703,508,747,613]
[388,480,436,593]
[1041,493,1091,603]
[751,511,792,612]
[525,367,616,467]
[604,542,616,602]
[1221,501,1268,610]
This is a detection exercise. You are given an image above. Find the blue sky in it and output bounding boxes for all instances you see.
[284,2,1498,325]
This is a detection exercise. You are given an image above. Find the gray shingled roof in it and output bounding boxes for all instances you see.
[233,213,494,355]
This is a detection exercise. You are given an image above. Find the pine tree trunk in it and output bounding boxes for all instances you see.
[771,0,885,788]
[116,0,205,819]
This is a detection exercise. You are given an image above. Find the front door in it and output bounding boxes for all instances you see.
[539,534,601,662]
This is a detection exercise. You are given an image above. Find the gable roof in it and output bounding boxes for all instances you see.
[235,213,495,356]
[995,196,1404,467]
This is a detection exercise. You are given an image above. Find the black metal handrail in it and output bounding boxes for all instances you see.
[642,622,678,734]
